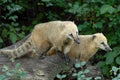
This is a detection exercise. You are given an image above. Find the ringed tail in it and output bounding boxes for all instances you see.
[0,39,33,59]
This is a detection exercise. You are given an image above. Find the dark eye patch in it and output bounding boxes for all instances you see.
[101,42,104,44]
[69,33,73,36]
[101,42,106,47]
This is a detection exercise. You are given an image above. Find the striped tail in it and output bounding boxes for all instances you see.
[0,39,34,59]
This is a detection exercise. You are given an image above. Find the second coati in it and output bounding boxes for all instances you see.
[68,33,112,62]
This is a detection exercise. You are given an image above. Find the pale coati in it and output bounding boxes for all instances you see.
[68,33,112,62]
[0,21,80,59]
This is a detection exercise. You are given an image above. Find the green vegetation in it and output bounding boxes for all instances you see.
[72,61,92,80]
[0,63,26,80]
[56,61,101,80]
[111,66,120,80]
[0,0,120,79]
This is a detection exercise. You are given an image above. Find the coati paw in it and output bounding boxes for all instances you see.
[57,50,65,58]
[57,50,74,66]
[64,54,71,64]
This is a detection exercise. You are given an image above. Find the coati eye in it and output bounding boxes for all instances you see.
[64,41,69,45]
[101,42,104,44]
[69,33,73,37]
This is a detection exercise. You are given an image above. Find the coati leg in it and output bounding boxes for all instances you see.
[62,45,73,63]
[46,40,71,56]
[46,47,57,56]
[62,38,73,63]
[46,45,72,64]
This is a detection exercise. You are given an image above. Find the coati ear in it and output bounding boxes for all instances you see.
[92,35,96,40]
[72,21,75,23]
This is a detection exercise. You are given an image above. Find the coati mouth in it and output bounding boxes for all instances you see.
[74,32,80,44]
[74,38,80,44]
[105,46,112,51]
[102,42,112,51]
[68,32,80,44]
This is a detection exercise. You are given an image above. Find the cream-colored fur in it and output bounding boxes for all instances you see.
[0,21,80,59]
[68,33,112,62]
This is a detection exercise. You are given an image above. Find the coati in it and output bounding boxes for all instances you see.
[68,33,112,62]
[0,21,80,59]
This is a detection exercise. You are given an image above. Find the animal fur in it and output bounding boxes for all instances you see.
[0,21,80,59]
[68,33,112,62]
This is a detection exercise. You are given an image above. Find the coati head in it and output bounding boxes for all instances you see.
[92,33,112,51]
[66,21,80,44]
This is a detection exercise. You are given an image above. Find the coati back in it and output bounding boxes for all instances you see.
[68,33,112,62]
[0,21,80,59]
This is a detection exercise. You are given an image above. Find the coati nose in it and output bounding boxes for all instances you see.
[108,47,112,51]
[105,46,112,51]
